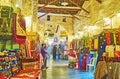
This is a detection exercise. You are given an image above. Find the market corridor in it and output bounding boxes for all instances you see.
[41,58,94,79]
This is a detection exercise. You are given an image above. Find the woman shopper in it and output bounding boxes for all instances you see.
[41,44,48,70]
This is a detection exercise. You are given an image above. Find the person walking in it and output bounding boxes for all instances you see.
[41,44,48,70]
[53,45,57,60]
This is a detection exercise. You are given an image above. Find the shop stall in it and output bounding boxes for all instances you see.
[94,29,120,79]
[0,5,41,79]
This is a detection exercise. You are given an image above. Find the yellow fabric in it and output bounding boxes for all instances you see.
[115,45,120,51]
[16,21,26,36]
[113,33,116,45]
[106,45,114,57]
[94,38,98,49]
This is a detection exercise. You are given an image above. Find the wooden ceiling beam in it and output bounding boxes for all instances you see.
[40,0,57,10]
[38,7,80,14]
[69,0,89,13]
[96,0,102,3]
[71,14,81,20]
[38,13,49,19]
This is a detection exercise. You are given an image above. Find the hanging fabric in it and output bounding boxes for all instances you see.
[106,33,111,45]
[13,10,26,44]
[0,6,13,40]
[113,33,117,45]
[118,32,120,45]
[94,38,98,50]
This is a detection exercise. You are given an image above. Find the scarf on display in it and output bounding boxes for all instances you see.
[0,6,13,40]
[113,33,117,45]
[13,13,26,44]
[82,53,88,71]
[94,38,98,50]
[106,33,111,45]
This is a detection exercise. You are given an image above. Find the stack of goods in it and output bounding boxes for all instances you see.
[0,50,22,78]
[22,57,39,70]
[0,51,12,78]
[10,69,40,79]
[8,51,19,76]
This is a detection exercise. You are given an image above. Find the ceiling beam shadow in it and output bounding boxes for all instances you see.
[69,0,89,13]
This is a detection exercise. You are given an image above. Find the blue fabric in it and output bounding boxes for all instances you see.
[87,54,93,64]
[102,43,106,52]
[79,52,84,71]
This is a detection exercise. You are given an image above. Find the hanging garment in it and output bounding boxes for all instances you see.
[92,39,94,49]
[118,32,120,45]
[94,38,98,50]
[19,44,27,57]
[114,51,120,57]
[13,13,26,44]
[112,62,120,79]
[106,33,111,45]
[106,62,113,79]
[69,42,73,49]
[82,53,88,71]
[106,45,114,57]
[79,52,84,71]
[94,61,108,79]
[0,6,13,40]
[87,38,92,50]
[86,54,93,64]
[98,33,106,49]
[77,55,80,70]
[110,33,114,45]
[115,45,120,51]
[113,33,117,45]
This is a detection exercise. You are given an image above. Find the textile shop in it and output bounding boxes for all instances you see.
[67,29,120,79]
[0,6,42,79]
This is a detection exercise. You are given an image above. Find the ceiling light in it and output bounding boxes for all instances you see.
[61,2,68,6]
[103,18,111,24]
[116,13,120,17]
[16,4,19,7]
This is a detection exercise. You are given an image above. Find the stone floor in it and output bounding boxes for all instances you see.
[41,57,94,79]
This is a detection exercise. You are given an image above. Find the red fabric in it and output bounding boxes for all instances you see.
[0,76,7,79]
[77,56,80,70]
[11,69,40,79]
[69,50,76,58]
[82,53,88,71]
[13,13,26,44]
[114,51,120,57]
[106,33,111,45]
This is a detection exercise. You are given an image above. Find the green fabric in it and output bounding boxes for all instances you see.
[0,6,13,18]
[0,6,13,40]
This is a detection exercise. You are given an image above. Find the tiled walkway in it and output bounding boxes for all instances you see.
[42,58,94,79]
